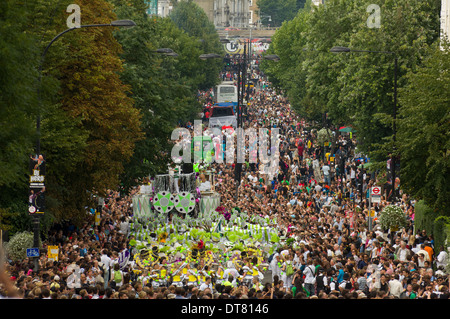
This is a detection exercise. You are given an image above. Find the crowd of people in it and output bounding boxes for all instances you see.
[1,75,449,301]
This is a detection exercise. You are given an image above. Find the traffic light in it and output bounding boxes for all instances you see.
[224,57,231,71]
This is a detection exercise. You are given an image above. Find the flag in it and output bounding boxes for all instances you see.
[118,249,130,270]
[214,218,223,233]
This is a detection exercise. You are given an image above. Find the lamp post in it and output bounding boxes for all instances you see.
[259,15,272,29]
[330,46,398,202]
[37,19,136,154]
[263,54,280,62]
[32,19,136,272]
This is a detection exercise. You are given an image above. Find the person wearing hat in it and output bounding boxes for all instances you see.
[167,293,176,299]
[222,274,237,289]
[357,291,367,299]
[338,273,352,292]
[186,263,199,287]
[49,275,60,291]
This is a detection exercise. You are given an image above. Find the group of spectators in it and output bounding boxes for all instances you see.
[1,80,449,300]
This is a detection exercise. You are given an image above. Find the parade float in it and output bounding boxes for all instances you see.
[128,163,285,286]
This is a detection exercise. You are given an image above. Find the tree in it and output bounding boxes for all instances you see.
[4,231,37,262]
[109,0,205,192]
[379,205,408,232]
[169,0,223,90]
[257,0,299,27]
[261,8,310,116]
[28,0,143,222]
[0,0,37,189]
[334,0,441,164]
[0,0,60,236]
[397,43,450,213]
[261,0,441,172]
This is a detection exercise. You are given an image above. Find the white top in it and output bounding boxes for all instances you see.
[303,265,316,284]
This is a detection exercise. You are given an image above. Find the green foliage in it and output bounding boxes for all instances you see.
[0,0,38,188]
[5,231,37,262]
[262,0,443,201]
[397,43,450,213]
[317,128,333,145]
[169,0,223,90]
[261,8,311,116]
[1,0,144,227]
[31,0,143,221]
[109,0,214,192]
[257,0,299,27]
[378,205,407,231]
[433,216,450,259]
[415,200,450,256]
[414,200,437,232]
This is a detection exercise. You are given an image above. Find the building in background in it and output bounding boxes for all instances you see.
[144,0,158,15]
[311,0,324,6]
[194,0,215,22]
[248,0,259,28]
[213,0,251,28]
[144,0,173,17]
[158,0,173,17]
[144,0,255,29]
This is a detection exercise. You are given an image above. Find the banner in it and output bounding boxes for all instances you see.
[223,39,270,55]
[28,154,45,215]
[47,245,59,261]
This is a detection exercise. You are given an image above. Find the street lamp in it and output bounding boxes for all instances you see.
[199,53,223,60]
[155,48,174,54]
[329,46,351,53]
[37,20,137,153]
[163,52,179,57]
[111,19,136,28]
[330,46,398,202]
[263,54,280,62]
[259,15,272,28]
[32,19,136,272]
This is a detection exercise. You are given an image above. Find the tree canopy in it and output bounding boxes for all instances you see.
[261,0,446,212]
[0,0,222,231]
[256,0,300,27]
[397,43,450,213]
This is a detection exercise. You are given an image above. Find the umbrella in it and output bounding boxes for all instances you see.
[339,126,354,133]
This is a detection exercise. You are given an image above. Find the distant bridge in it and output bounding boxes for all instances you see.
[217,28,277,40]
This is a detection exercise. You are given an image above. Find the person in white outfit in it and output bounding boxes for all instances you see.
[436,246,448,270]
[388,274,403,298]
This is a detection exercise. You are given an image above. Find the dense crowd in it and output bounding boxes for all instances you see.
[1,78,449,300]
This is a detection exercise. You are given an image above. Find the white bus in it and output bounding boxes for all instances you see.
[209,81,238,128]
[215,81,238,104]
